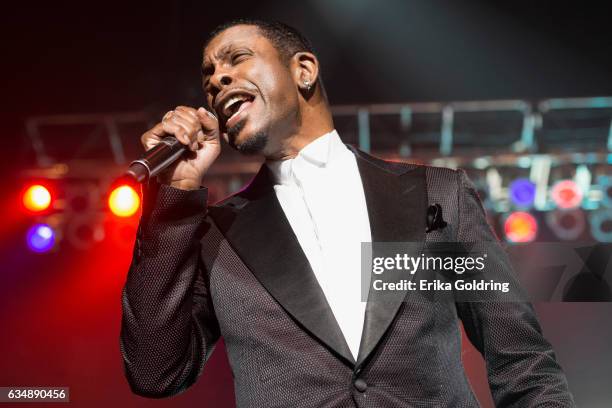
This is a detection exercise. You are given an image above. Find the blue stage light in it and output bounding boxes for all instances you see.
[590,210,612,243]
[509,178,536,207]
[599,176,612,208]
[26,224,55,253]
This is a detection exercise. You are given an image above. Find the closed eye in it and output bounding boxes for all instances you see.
[231,52,250,65]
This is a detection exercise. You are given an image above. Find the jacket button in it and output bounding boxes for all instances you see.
[353,378,367,392]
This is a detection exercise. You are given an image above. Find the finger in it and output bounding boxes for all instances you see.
[174,107,200,149]
[162,110,174,121]
[175,106,198,121]
[170,113,200,151]
[162,120,191,147]
[171,116,199,150]
[141,122,165,150]
[196,129,205,143]
[196,107,219,133]
[171,109,199,130]
[172,108,199,129]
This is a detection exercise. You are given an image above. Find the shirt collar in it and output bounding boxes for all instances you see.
[266,129,344,185]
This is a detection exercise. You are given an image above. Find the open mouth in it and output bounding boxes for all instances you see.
[220,93,255,130]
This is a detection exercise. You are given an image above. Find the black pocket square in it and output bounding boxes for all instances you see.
[426,203,447,233]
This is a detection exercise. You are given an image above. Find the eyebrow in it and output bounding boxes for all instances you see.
[202,43,252,73]
[202,44,232,73]
[215,44,235,59]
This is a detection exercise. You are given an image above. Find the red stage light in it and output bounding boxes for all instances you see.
[22,184,52,212]
[504,211,538,243]
[108,185,140,217]
[551,180,582,209]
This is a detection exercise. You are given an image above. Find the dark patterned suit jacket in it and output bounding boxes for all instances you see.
[120,145,575,407]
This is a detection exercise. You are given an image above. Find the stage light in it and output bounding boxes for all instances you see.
[551,180,582,209]
[599,175,612,208]
[509,178,536,208]
[504,211,537,243]
[546,209,586,241]
[66,183,98,214]
[22,184,52,212]
[26,224,56,253]
[66,215,105,250]
[108,185,140,217]
[590,209,612,242]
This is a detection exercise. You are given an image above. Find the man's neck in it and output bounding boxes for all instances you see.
[280,128,334,160]
[264,100,335,161]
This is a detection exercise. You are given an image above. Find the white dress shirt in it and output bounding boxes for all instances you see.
[266,130,371,360]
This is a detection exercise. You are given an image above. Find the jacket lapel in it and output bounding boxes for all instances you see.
[208,164,355,366]
[208,145,427,369]
[347,145,427,368]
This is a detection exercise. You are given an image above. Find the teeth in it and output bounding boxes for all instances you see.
[224,96,241,112]
[228,99,252,121]
[223,94,250,113]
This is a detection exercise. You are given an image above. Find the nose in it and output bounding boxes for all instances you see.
[207,70,233,104]
[211,71,233,89]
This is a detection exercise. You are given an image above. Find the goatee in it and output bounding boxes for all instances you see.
[227,120,268,155]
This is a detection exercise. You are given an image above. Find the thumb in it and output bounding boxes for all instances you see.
[197,107,219,130]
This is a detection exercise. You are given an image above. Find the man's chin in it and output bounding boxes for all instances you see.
[227,120,267,155]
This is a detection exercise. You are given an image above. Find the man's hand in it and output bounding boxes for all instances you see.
[140,106,221,190]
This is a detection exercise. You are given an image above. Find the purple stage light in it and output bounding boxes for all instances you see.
[509,178,536,207]
[26,224,55,253]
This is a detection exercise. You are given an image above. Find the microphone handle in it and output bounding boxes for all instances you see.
[125,136,187,183]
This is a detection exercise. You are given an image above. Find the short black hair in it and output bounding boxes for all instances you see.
[205,18,315,65]
[204,18,327,99]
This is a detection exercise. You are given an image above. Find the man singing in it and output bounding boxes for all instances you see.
[120,19,575,407]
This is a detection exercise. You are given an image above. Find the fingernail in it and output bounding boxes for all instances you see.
[198,108,217,120]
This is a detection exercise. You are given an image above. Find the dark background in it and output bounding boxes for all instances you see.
[1,1,611,407]
[4,0,612,162]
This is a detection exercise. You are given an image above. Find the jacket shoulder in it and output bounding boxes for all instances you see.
[349,144,460,181]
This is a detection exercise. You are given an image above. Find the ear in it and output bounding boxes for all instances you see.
[291,51,319,97]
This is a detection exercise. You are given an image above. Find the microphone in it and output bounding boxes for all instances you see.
[125,136,187,183]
